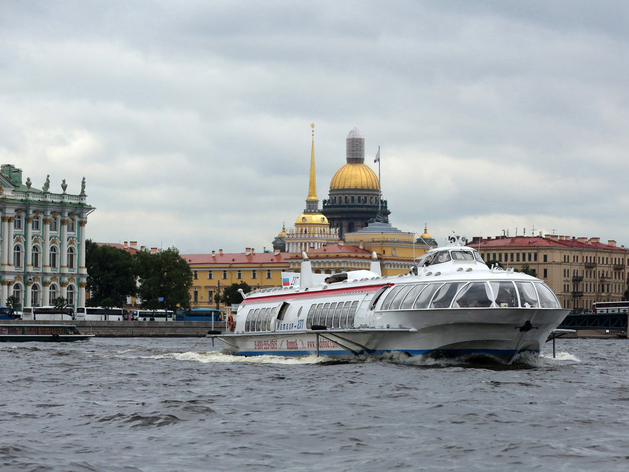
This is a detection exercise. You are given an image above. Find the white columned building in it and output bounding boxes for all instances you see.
[0,165,94,310]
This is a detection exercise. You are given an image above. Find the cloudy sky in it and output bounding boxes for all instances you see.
[1,1,628,253]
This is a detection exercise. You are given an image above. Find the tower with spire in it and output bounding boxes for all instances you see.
[283,124,339,255]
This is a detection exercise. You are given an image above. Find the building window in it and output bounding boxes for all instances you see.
[252,270,257,279]
[14,245,22,268]
[49,284,58,304]
[31,284,40,307]
[14,215,22,230]
[266,270,272,279]
[68,247,76,270]
[50,246,58,269]
[13,284,22,307]
[193,271,198,280]
[208,290,213,301]
[237,270,242,279]
[543,255,548,262]
[193,290,198,303]
[50,217,58,232]
[32,246,40,269]
[208,271,213,280]
[516,253,520,262]
[543,269,548,278]
[68,217,76,233]
[534,253,538,262]
[32,217,40,231]
[222,271,227,279]
[67,285,75,306]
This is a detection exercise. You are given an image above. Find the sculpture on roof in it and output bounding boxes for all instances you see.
[61,179,67,194]
[26,178,32,189]
[42,175,50,192]
[80,177,86,196]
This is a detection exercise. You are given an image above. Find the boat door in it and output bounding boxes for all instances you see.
[270,301,290,332]
[356,292,378,327]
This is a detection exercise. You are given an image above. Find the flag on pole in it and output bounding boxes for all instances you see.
[374,148,380,163]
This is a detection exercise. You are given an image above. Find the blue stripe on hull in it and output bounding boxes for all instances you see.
[234,348,540,360]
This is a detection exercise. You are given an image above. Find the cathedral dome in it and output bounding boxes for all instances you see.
[295,213,329,225]
[330,163,379,190]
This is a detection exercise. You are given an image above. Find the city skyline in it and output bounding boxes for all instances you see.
[2,2,628,253]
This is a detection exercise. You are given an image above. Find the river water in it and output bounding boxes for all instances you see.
[1,336,628,471]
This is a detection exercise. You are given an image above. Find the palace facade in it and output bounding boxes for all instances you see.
[469,234,629,310]
[0,164,94,309]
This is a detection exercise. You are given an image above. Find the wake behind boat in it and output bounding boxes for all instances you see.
[209,235,569,363]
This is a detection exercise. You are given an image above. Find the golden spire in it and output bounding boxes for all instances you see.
[306,123,318,203]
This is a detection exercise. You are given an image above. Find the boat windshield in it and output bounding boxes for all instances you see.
[450,251,475,261]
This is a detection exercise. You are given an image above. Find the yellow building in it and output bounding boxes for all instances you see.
[182,249,289,310]
[470,234,629,310]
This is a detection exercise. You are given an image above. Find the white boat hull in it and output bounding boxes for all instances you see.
[215,307,567,362]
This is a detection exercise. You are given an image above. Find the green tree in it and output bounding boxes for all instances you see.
[86,240,137,308]
[5,295,21,311]
[518,263,536,276]
[52,297,69,311]
[135,247,193,313]
[219,282,252,307]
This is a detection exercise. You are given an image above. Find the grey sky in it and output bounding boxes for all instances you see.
[1,1,628,252]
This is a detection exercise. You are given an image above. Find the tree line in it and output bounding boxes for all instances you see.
[85,241,252,312]
[86,240,193,313]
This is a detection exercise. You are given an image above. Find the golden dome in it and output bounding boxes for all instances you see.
[278,223,287,238]
[295,213,329,225]
[421,224,432,239]
[330,163,379,190]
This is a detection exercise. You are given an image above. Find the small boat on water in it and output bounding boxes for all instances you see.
[0,324,94,342]
[209,235,570,363]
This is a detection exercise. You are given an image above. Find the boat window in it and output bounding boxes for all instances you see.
[306,305,316,329]
[368,285,392,310]
[430,282,466,309]
[431,251,451,265]
[260,308,269,331]
[400,284,427,310]
[341,301,352,328]
[418,253,435,268]
[248,309,256,332]
[380,286,404,311]
[328,302,338,328]
[335,302,344,327]
[474,252,486,264]
[250,309,259,332]
[516,282,539,308]
[535,283,561,308]
[348,301,359,327]
[245,309,253,332]
[453,282,493,308]
[314,303,324,326]
[489,282,518,307]
[255,308,265,331]
[450,251,475,261]
[323,303,332,328]
[267,307,278,331]
[389,285,414,310]
[413,284,442,309]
